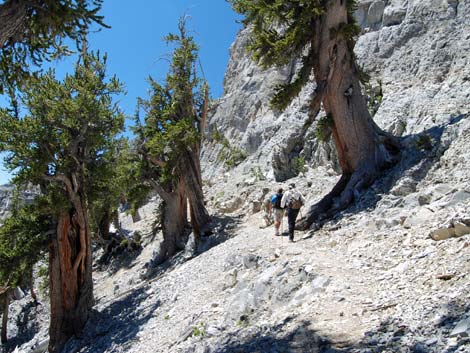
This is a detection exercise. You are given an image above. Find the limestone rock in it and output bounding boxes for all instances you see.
[383,0,407,27]
[368,1,385,28]
[430,217,470,240]
[403,208,435,228]
[430,227,455,241]
[450,318,470,337]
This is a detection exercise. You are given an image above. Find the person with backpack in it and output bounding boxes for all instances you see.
[271,188,284,236]
[281,183,305,242]
[260,196,273,228]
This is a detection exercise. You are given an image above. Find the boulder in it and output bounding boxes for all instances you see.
[450,318,470,337]
[218,196,244,213]
[453,221,470,237]
[383,0,407,26]
[403,207,435,228]
[430,218,470,240]
[367,1,385,27]
[430,227,455,241]
[250,200,261,214]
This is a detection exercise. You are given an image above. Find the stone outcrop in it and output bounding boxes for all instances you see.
[201,0,469,213]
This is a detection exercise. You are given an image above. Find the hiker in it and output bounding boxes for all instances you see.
[260,197,273,228]
[271,188,284,236]
[281,183,305,242]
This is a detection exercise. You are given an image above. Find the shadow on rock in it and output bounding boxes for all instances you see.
[144,214,244,281]
[2,301,44,353]
[309,113,469,229]
[63,286,160,353]
[96,245,143,276]
[209,296,469,353]
[212,320,344,353]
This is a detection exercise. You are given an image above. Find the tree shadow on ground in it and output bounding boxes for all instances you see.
[2,300,43,353]
[144,214,244,281]
[201,213,245,249]
[96,245,143,276]
[355,297,470,353]
[63,286,160,353]
[213,319,340,353]
[212,297,469,353]
[308,113,468,229]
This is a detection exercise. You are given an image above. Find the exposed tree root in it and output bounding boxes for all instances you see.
[296,137,401,231]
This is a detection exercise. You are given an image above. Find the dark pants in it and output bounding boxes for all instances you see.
[287,208,300,240]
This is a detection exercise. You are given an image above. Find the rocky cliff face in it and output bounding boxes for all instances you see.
[201,0,469,211]
[355,0,469,134]
[0,184,38,221]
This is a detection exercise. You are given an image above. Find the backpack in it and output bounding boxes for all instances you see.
[290,195,303,210]
[271,193,283,209]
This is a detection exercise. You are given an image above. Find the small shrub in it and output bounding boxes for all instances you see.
[315,114,334,142]
[133,231,142,245]
[415,134,433,151]
[191,322,206,337]
[119,238,129,249]
[237,314,249,327]
[218,145,247,169]
[250,166,266,181]
[211,128,223,143]
[364,80,383,116]
[292,156,307,174]
[37,263,49,296]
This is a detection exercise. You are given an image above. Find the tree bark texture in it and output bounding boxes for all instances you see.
[0,1,27,48]
[98,207,112,241]
[1,291,10,344]
[48,203,93,353]
[180,150,210,239]
[29,268,38,304]
[297,0,399,230]
[152,179,188,265]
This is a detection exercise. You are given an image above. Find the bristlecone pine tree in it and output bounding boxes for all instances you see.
[0,52,124,353]
[0,0,106,92]
[88,138,134,244]
[0,200,50,344]
[135,18,211,264]
[230,0,400,229]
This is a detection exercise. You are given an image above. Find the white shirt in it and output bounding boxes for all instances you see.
[281,189,305,209]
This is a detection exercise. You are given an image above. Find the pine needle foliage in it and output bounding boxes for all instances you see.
[0,199,50,292]
[229,0,360,110]
[0,0,107,92]
[135,18,207,187]
[0,51,124,215]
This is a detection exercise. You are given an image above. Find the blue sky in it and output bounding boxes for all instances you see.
[0,1,242,184]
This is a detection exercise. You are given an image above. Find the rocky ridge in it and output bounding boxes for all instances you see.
[201,0,470,212]
[2,0,470,352]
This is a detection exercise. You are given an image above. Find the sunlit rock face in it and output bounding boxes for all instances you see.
[201,0,469,187]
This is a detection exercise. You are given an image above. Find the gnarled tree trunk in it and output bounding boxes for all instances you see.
[1,290,10,344]
[98,206,112,241]
[152,179,188,266]
[297,0,400,230]
[29,268,38,304]
[181,150,210,240]
[48,200,93,353]
[183,85,211,242]
[0,1,27,48]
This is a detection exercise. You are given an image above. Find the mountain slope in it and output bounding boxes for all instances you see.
[3,1,470,352]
